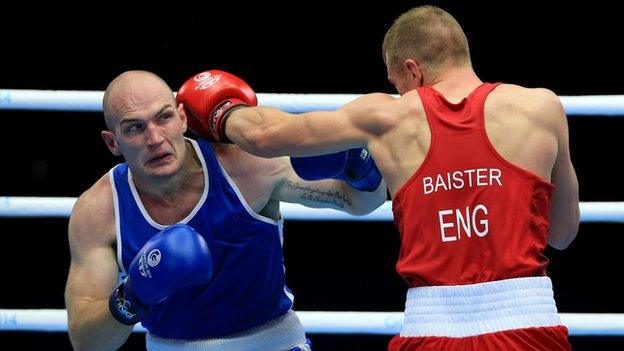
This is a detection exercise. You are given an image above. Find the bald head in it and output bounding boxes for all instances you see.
[383,6,471,75]
[102,70,175,130]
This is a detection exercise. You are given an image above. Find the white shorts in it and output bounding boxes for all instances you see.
[146,310,308,351]
[400,276,562,337]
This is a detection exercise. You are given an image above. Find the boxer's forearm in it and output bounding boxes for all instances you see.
[67,299,133,351]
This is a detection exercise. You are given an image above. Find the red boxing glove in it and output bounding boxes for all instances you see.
[176,70,257,142]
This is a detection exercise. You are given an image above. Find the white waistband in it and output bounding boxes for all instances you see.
[146,310,307,351]
[400,276,562,338]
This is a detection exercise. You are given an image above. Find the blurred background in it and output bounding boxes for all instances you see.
[1,1,622,349]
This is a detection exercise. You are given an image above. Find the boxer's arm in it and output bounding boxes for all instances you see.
[225,93,396,157]
[271,161,387,216]
[65,180,132,351]
[545,91,580,249]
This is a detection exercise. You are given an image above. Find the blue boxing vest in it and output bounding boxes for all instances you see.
[110,138,293,339]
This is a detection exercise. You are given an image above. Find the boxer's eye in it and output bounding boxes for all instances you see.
[125,123,144,134]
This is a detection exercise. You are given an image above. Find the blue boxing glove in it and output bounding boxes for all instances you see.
[290,148,382,191]
[109,224,213,325]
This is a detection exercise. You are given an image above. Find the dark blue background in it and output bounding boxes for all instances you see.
[1,1,622,350]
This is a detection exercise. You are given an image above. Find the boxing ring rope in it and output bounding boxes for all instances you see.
[1,198,622,334]
[1,89,624,115]
[1,309,624,336]
[1,197,623,222]
[1,90,623,338]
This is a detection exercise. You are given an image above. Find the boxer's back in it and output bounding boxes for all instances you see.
[387,82,556,286]
[483,84,560,181]
[377,83,561,197]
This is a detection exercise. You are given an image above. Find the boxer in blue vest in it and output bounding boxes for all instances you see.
[65,70,386,351]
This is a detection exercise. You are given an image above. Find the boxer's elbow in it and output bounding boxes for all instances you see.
[548,199,580,250]
[548,233,576,250]
[346,181,388,216]
[349,203,379,216]
[548,221,579,250]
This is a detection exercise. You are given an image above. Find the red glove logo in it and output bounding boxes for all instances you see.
[193,72,223,91]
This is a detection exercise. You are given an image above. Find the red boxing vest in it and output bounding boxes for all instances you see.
[392,83,554,287]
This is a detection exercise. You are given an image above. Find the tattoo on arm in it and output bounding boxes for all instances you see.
[285,181,352,209]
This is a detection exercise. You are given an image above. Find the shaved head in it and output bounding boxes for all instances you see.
[102,70,175,130]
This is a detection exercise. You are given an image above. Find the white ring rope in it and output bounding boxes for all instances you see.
[0,89,623,115]
[0,197,622,222]
[0,309,622,336]
[1,91,621,339]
